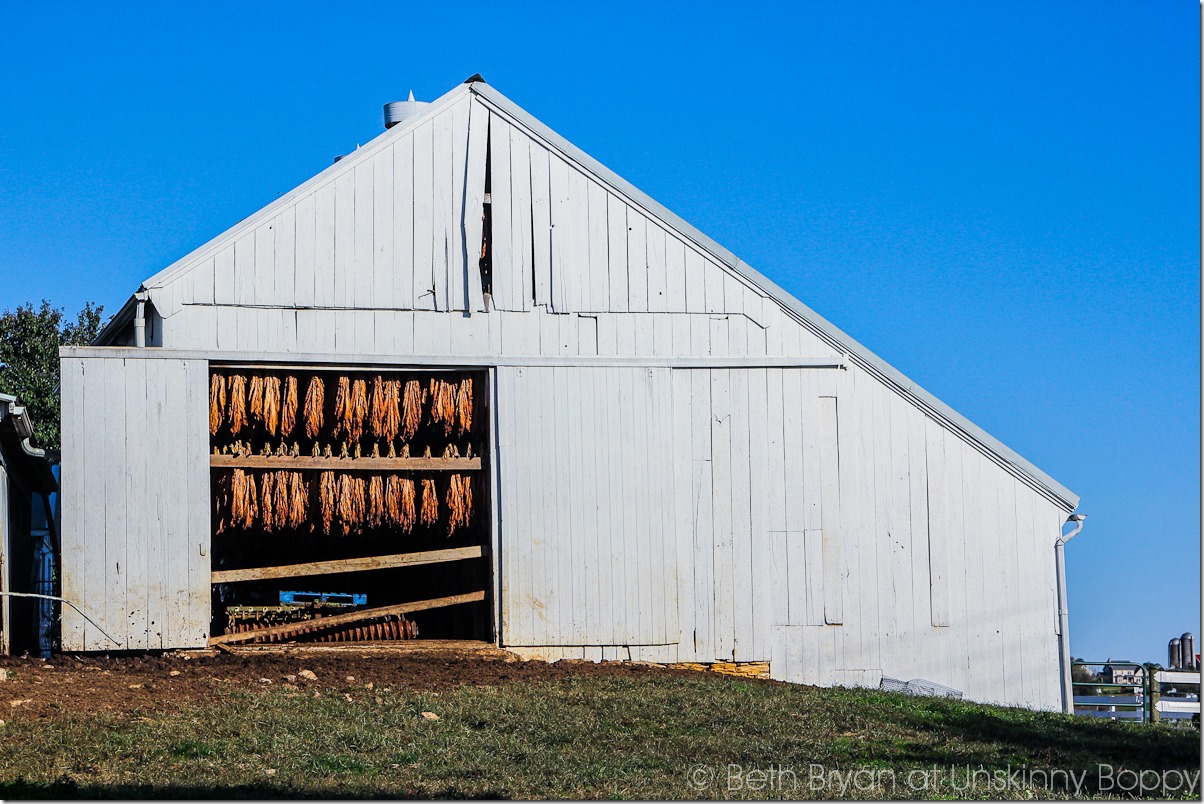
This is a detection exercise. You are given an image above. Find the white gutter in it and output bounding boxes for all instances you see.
[1056,513,1086,713]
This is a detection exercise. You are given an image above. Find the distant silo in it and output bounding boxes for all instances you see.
[1182,633,1196,670]
[1169,638,1181,668]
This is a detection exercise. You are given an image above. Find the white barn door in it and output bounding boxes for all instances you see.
[495,365,679,647]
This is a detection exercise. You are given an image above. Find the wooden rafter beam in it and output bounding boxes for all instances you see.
[208,591,486,646]
[211,545,484,584]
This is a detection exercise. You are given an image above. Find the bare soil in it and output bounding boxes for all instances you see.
[0,645,696,721]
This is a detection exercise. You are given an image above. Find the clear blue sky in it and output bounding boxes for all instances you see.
[1,3,1198,665]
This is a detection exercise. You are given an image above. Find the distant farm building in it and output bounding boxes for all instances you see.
[55,78,1081,711]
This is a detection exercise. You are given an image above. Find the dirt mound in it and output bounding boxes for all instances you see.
[0,648,694,721]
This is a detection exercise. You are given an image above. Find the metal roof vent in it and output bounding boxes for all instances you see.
[384,90,429,129]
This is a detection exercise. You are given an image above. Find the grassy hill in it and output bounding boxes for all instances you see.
[0,653,1197,799]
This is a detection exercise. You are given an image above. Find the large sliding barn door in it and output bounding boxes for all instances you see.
[495,366,678,647]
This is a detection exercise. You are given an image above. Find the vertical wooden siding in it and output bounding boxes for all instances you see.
[496,365,679,648]
[60,355,210,651]
[150,97,832,364]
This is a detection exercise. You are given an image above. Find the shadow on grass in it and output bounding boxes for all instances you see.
[878,699,1201,795]
[0,777,512,800]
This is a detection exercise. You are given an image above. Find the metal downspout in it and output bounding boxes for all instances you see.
[1056,514,1086,713]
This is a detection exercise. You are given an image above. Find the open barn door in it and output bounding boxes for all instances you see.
[206,365,492,645]
[494,366,679,648]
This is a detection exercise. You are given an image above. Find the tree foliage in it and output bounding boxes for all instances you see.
[0,301,104,451]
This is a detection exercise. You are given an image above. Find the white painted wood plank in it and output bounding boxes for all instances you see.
[709,369,734,660]
[690,369,714,658]
[603,364,625,645]
[548,155,572,313]
[566,366,588,643]
[586,180,610,313]
[372,139,395,309]
[294,194,316,308]
[783,371,811,625]
[566,168,590,314]
[182,359,211,646]
[727,369,753,659]
[818,395,844,627]
[213,245,236,306]
[671,368,696,656]
[464,98,489,312]
[615,366,640,641]
[234,236,256,308]
[188,256,216,306]
[160,361,189,646]
[943,426,968,685]
[102,360,128,647]
[664,235,687,315]
[886,393,914,678]
[274,206,296,308]
[747,368,771,658]
[314,183,337,306]
[924,420,950,627]
[626,210,648,313]
[961,446,987,691]
[645,222,668,313]
[446,97,468,311]
[488,117,514,312]
[587,367,612,645]
[508,126,534,312]
[606,194,629,312]
[683,248,706,315]
[412,121,436,310]
[388,136,415,310]
[141,358,165,649]
[703,258,725,315]
[529,143,552,309]
[333,171,356,308]
[1014,480,1041,708]
[632,314,654,357]
[58,358,86,649]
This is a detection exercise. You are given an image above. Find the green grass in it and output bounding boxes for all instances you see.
[0,673,1197,799]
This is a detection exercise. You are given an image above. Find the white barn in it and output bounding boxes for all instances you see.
[58,78,1081,711]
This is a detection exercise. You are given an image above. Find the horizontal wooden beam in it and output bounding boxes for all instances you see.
[210,455,481,471]
[211,545,484,584]
[63,346,848,371]
[208,590,487,646]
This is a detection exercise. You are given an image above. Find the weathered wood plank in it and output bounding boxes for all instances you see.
[488,116,514,311]
[208,455,482,471]
[212,545,485,584]
[463,98,489,312]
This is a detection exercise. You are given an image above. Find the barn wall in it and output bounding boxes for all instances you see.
[59,354,210,651]
[493,361,1062,710]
